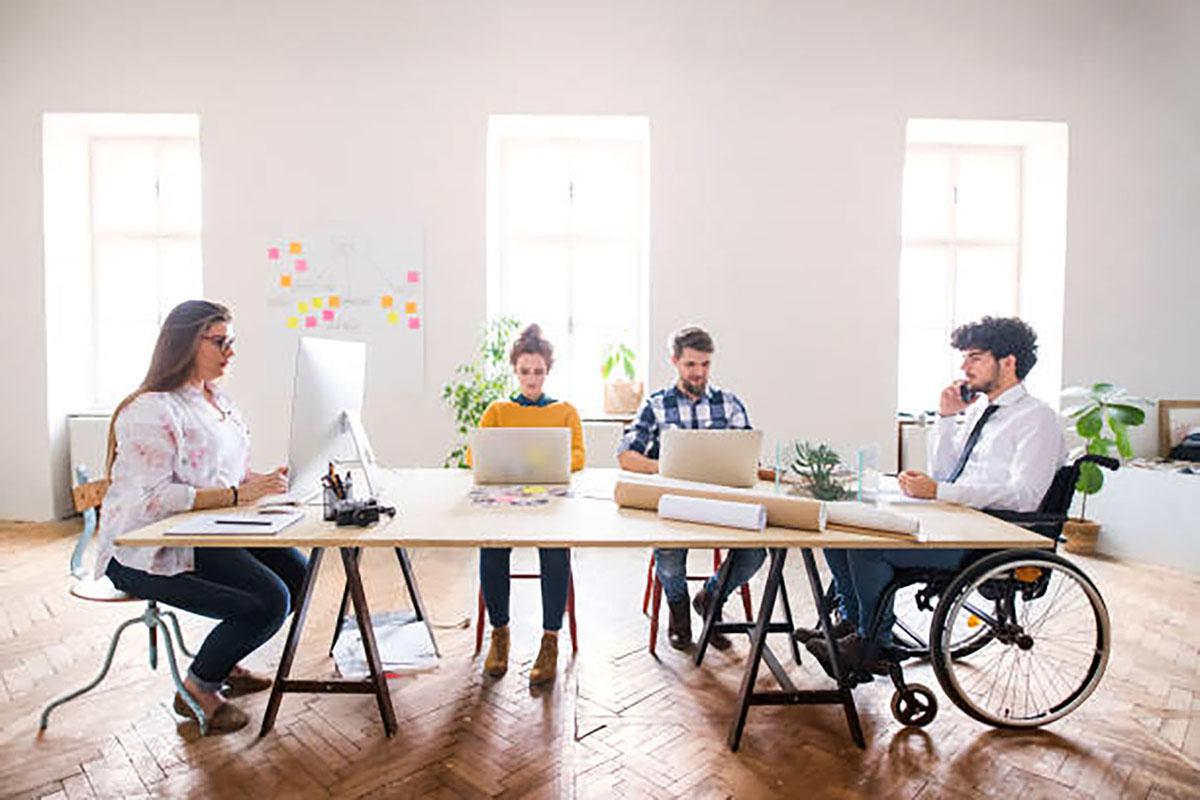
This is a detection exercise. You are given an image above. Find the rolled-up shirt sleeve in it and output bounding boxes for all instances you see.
[111,397,197,518]
[617,400,658,458]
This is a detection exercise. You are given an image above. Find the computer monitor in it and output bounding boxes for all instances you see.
[269,337,379,503]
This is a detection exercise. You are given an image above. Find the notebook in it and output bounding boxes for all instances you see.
[165,508,305,535]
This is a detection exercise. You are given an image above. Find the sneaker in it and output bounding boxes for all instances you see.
[793,616,855,644]
[692,588,732,651]
[484,626,510,677]
[529,632,558,686]
[667,599,693,650]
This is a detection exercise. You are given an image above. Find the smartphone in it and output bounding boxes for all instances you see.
[959,383,978,404]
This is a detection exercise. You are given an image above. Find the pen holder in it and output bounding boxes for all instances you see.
[322,475,354,521]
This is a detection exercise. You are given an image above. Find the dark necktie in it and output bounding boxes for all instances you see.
[947,404,1000,484]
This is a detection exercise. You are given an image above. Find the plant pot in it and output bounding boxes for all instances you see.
[1062,519,1101,555]
[603,380,644,415]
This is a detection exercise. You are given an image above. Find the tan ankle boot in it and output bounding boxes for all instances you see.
[529,632,558,686]
[484,626,510,677]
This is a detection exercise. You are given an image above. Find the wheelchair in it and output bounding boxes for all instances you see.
[825,454,1119,729]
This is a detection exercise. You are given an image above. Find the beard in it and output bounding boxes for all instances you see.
[680,378,707,397]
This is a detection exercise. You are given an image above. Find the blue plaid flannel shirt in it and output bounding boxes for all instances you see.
[617,384,752,460]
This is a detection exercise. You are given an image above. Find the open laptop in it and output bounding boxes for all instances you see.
[469,428,572,485]
[658,428,763,488]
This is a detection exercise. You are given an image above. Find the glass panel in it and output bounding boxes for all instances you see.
[500,140,571,237]
[91,140,158,234]
[570,140,642,238]
[571,243,639,328]
[898,326,953,413]
[96,321,158,407]
[901,150,953,240]
[93,239,159,325]
[955,151,1020,241]
[498,240,569,333]
[899,246,951,329]
[953,246,1018,326]
[158,240,204,319]
[157,140,202,233]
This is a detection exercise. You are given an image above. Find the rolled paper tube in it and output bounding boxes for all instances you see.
[826,501,920,536]
[614,476,826,531]
[658,494,767,531]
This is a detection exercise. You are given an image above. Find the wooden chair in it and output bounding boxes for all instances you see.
[473,559,578,656]
[643,549,754,656]
[40,467,208,734]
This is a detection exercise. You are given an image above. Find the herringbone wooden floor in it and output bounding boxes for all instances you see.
[1,520,1198,799]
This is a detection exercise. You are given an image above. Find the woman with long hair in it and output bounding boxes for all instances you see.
[474,324,585,686]
[96,300,305,734]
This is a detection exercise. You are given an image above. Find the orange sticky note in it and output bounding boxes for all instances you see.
[312,297,324,310]
[408,316,420,330]
[298,301,309,314]
[280,274,292,288]
[386,311,399,325]
[286,317,300,329]
[322,309,334,321]
[404,301,417,314]
[289,242,302,255]
[328,295,340,308]
[381,295,394,309]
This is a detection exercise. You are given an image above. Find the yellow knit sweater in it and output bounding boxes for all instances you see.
[470,398,586,471]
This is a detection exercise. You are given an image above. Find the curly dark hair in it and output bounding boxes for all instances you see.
[950,316,1039,380]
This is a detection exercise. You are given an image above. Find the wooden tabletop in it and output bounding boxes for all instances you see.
[115,468,1053,551]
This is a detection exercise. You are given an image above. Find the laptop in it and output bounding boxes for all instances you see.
[658,429,763,488]
[469,428,572,485]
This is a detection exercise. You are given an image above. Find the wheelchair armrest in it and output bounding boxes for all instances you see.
[1075,454,1120,472]
[984,509,1065,525]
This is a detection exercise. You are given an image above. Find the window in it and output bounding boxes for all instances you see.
[488,115,649,411]
[897,120,1068,413]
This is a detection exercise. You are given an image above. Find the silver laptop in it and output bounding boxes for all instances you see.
[469,428,572,485]
[658,429,763,488]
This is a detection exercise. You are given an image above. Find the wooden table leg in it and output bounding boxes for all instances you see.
[261,547,324,737]
[394,547,439,657]
[801,548,866,749]
[695,554,734,666]
[327,547,361,655]
[341,547,398,737]
[728,547,786,751]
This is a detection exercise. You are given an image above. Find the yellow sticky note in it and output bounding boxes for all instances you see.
[312,297,324,310]
[386,311,399,325]
[298,301,309,314]
[279,274,292,288]
[523,486,547,495]
[329,295,340,308]
[381,295,394,309]
[288,242,302,255]
[286,317,300,329]
[405,301,417,314]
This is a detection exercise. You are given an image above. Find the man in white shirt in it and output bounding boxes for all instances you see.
[805,316,1066,677]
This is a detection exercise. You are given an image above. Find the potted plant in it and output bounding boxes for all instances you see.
[1060,382,1149,554]
[601,342,643,415]
[441,317,520,467]
[787,440,849,501]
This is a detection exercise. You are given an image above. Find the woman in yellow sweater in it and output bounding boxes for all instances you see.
[478,324,584,686]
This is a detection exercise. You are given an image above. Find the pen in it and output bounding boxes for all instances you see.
[215,519,274,526]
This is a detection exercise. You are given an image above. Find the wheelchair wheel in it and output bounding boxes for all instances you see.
[929,550,1110,728]
[892,584,995,659]
[890,683,938,727]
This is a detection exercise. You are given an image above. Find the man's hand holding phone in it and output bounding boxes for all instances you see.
[940,381,975,417]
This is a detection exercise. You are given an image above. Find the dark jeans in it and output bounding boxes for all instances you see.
[106,547,308,692]
[479,547,569,631]
[654,547,767,606]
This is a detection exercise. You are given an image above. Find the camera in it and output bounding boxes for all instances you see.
[333,498,397,527]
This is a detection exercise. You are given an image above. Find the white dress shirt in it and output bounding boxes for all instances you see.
[930,383,1066,512]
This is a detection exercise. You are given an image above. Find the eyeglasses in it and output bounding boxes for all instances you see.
[517,367,547,377]
[202,334,236,353]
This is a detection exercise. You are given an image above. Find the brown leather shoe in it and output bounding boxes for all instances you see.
[667,599,693,650]
[173,692,249,734]
[529,632,558,686]
[484,626,510,677]
[223,668,273,697]
[693,589,732,651]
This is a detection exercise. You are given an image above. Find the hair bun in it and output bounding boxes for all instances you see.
[519,323,543,341]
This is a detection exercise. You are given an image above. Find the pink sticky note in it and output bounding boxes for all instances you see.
[305,316,317,328]
[408,316,420,330]
[267,247,280,260]
[322,309,334,321]
[295,259,308,272]
[406,270,420,283]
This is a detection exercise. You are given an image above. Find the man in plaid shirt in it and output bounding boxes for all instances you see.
[617,326,765,651]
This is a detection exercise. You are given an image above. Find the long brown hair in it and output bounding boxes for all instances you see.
[105,300,232,477]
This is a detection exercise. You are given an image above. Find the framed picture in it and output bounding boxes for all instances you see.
[1158,400,1200,457]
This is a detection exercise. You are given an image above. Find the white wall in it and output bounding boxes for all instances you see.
[2,1,1198,520]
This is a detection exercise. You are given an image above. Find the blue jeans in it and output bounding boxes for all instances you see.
[823,549,858,622]
[843,548,968,645]
[480,548,570,631]
[106,547,308,693]
[654,547,766,606]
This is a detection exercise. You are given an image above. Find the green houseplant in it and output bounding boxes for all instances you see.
[601,342,644,415]
[1060,382,1149,552]
[441,317,520,467]
[787,440,848,501]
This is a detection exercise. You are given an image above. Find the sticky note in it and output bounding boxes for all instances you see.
[322,309,334,321]
[298,301,309,314]
[280,274,292,288]
[312,297,324,310]
[381,295,394,309]
[329,295,340,308]
[523,486,547,495]
[286,317,300,329]
[404,301,417,314]
[289,242,302,255]
[305,315,317,328]
[295,259,308,272]
[268,247,280,260]
[408,316,420,330]
[386,311,399,325]
[407,270,420,283]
